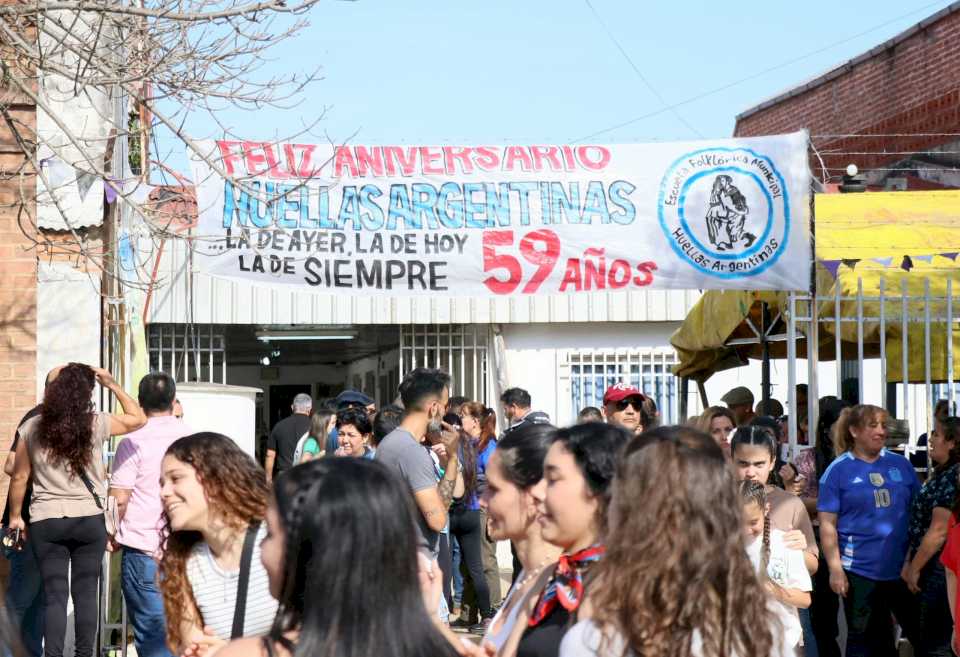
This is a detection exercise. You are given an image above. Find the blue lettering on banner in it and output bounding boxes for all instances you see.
[219,179,638,232]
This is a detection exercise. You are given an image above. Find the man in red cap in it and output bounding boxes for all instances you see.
[602,383,648,434]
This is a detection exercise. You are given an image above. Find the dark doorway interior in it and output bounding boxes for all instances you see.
[269,384,312,428]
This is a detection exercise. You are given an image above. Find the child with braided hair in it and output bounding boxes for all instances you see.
[740,479,812,656]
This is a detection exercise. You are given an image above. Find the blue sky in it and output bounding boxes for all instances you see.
[157,0,956,178]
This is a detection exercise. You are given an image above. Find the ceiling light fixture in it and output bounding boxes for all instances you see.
[256,329,358,342]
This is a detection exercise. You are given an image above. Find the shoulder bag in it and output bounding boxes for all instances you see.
[231,523,261,639]
[77,469,120,536]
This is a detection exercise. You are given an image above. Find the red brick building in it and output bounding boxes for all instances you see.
[735,3,960,190]
[0,12,38,460]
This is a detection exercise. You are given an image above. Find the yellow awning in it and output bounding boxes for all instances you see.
[671,191,960,383]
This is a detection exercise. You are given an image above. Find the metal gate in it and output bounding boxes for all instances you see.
[399,325,492,405]
[786,277,959,468]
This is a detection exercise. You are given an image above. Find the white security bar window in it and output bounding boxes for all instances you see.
[148,324,227,383]
[568,350,679,425]
[399,324,491,406]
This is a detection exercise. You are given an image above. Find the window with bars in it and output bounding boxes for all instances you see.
[399,325,491,405]
[568,350,679,424]
[148,324,226,383]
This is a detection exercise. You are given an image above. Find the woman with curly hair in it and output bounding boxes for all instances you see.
[158,432,277,655]
[559,426,783,657]
[6,363,146,657]
[215,458,461,657]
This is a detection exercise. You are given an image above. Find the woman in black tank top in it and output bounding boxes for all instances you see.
[518,423,630,657]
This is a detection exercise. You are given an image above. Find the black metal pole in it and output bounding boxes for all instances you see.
[679,376,689,422]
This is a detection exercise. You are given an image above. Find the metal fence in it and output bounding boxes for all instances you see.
[785,276,959,464]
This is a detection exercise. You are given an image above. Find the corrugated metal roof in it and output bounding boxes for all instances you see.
[146,238,702,325]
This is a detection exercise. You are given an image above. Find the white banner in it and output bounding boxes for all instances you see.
[190,132,811,296]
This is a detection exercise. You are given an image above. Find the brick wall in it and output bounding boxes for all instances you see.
[734,7,960,181]
[0,30,38,460]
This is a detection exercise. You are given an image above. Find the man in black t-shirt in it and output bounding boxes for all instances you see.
[265,393,312,482]
[3,404,44,657]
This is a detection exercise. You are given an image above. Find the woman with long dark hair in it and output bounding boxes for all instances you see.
[461,402,503,616]
[478,422,561,657]
[731,425,818,575]
[449,402,495,631]
[158,433,277,654]
[6,363,146,657]
[559,427,781,657]
[517,422,629,657]
[214,458,460,657]
[901,416,960,656]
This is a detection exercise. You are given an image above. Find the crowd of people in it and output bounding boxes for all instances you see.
[2,363,960,657]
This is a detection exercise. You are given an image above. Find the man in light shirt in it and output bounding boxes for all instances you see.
[109,372,192,657]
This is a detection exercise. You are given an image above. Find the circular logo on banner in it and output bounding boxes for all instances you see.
[658,148,790,279]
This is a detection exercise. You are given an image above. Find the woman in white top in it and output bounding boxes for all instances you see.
[158,432,278,655]
[476,422,561,656]
[559,426,781,657]
[739,480,812,656]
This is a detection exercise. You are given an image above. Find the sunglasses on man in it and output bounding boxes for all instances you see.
[614,397,645,411]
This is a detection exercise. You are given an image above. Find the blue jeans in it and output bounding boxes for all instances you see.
[4,543,44,657]
[450,535,464,605]
[799,607,818,657]
[121,548,174,657]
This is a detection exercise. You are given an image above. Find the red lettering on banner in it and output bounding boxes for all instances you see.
[633,261,658,287]
[504,146,533,172]
[283,144,318,178]
[583,247,606,290]
[217,140,244,176]
[482,230,521,295]
[243,142,272,177]
[608,259,632,288]
[420,147,444,175]
[443,147,474,175]
[474,147,500,171]
[560,145,576,171]
[577,146,611,171]
[334,146,359,177]
[559,258,583,292]
[385,147,417,176]
[518,229,561,293]
[531,146,564,172]
[356,146,385,177]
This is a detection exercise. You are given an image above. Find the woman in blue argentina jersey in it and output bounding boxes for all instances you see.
[818,404,921,657]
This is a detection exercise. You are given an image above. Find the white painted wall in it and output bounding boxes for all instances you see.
[36,263,101,401]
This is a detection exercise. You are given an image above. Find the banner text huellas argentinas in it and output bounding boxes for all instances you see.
[221,180,637,231]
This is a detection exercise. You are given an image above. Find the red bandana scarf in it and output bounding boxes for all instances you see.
[528,544,605,627]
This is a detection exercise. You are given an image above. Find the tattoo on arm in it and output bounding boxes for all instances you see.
[438,476,456,508]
